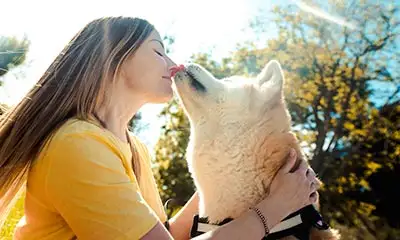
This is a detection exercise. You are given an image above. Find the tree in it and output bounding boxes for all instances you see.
[153,99,195,217]
[0,35,29,85]
[128,112,148,135]
[257,2,399,238]
[0,35,29,117]
[329,100,400,239]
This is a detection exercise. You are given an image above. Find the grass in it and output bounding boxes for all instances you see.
[0,196,25,240]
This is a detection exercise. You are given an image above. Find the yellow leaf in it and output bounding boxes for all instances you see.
[393,131,400,140]
[338,176,347,184]
[344,122,355,130]
[366,161,382,173]
[352,129,367,137]
[320,97,327,107]
[371,108,379,116]
[354,68,363,77]
[395,146,400,156]
[357,202,376,216]
[379,127,388,135]
[359,179,370,190]
[304,92,314,101]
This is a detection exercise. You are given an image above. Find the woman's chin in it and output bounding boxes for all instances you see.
[150,89,173,104]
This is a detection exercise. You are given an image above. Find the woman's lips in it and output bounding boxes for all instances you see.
[170,64,185,78]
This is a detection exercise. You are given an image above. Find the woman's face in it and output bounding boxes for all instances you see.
[120,30,176,104]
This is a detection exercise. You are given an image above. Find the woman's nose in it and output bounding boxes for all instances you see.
[166,56,177,68]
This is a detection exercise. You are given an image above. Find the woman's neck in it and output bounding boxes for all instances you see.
[94,100,144,143]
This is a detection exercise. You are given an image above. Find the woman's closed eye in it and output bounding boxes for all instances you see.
[154,50,164,57]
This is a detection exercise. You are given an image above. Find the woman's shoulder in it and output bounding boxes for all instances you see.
[50,117,130,151]
[55,117,108,138]
[28,118,134,210]
[33,118,134,181]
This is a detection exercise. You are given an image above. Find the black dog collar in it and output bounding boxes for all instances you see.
[190,205,330,240]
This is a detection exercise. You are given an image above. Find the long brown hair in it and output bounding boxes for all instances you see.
[0,16,154,228]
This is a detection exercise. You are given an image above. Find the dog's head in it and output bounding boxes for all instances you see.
[172,60,292,140]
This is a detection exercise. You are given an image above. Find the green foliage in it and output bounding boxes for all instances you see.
[128,112,148,135]
[326,100,400,239]
[0,35,30,83]
[0,194,24,239]
[153,99,195,217]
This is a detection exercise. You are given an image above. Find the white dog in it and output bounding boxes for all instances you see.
[171,61,339,240]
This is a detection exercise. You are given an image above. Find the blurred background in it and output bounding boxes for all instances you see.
[0,0,399,239]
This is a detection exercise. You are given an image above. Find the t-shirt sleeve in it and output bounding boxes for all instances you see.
[45,132,159,240]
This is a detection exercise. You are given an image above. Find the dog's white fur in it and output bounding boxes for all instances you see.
[172,60,339,239]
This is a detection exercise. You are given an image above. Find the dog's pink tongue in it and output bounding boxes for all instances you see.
[170,64,185,78]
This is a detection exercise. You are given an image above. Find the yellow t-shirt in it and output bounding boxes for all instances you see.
[14,118,167,240]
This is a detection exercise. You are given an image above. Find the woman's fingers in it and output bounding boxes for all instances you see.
[282,149,297,174]
[310,181,318,193]
[310,192,318,204]
[306,167,316,182]
[297,159,309,176]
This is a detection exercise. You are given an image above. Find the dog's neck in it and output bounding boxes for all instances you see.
[187,128,304,223]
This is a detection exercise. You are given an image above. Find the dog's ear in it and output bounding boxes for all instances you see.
[257,60,284,100]
[257,60,284,90]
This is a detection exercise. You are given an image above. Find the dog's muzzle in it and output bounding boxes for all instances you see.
[190,204,330,240]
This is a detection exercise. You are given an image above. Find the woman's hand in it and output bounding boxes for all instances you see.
[256,148,319,228]
[189,149,321,240]
[270,148,318,214]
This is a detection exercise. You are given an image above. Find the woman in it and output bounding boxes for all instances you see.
[0,17,318,240]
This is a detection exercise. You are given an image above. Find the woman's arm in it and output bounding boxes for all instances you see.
[169,192,200,240]
[141,195,280,240]
[192,193,287,240]
[167,192,283,240]
[141,149,317,240]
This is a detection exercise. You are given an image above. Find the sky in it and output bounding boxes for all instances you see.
[0,0,283,151]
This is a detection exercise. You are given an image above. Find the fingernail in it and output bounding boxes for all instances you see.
[290,149,296,157]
